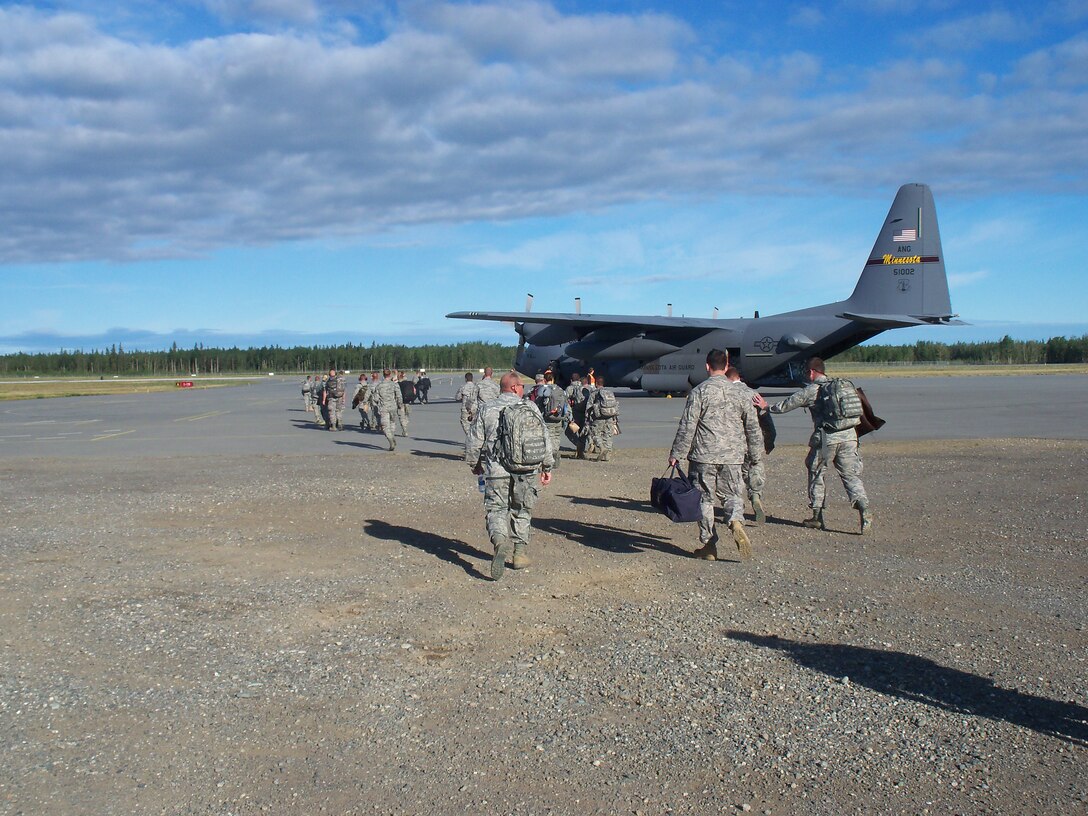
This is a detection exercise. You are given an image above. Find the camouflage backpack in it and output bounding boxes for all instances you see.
[495,401,548,473]
[537,385,568,423]
[816,378,863,431]
[593,389,619,418]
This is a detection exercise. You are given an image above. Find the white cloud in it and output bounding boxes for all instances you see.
[787,6,824,28]
[914,9,1026,52]
[1012,31,1088,88]
[410,0,689,81]
[948,269,990,288]
[203,0,321,26]
[465,230,646,272]
[0,2,1085,266]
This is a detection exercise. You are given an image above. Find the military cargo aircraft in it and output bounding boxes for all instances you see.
[448,183,963,390]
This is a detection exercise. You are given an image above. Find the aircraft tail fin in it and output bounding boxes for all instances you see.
[844,183,959,325]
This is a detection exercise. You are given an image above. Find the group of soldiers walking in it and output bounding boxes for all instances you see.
[301,352,872,581]
[302,368,429,451]
[302,370,348,431]
[458,352,870,580]
[456,367,621,466]
[669,350,871,563]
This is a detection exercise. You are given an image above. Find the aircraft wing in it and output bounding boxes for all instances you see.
[446,310,727,330]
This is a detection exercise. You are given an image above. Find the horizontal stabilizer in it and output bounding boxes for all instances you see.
[840,312,967,328]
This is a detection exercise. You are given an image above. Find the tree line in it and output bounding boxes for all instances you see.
[0,334,1084,377]
[0,341,518,376]
[835,334,1088,365]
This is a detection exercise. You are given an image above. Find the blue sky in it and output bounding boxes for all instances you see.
[1,0,1086,354]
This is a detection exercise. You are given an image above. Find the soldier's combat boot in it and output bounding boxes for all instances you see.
[600,450,610,462]
[511,544,530,570]
[491,536,512,581]
[730,519,751,559]
[692,534,718,561]
[751,493,766,524]
[801,508,826,530]
[855,499,872,535]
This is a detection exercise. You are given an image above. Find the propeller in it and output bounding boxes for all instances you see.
[515,291,531,363]
[515,322,527,368]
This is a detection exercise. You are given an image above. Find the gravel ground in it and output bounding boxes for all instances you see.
[1,438,1085,815]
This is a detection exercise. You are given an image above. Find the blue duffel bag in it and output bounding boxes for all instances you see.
[650,464,702,523]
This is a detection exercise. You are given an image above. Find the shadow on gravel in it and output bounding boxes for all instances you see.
[534,517,692,559]
[334,439,387,451]
[412,436,463,447]
[559,494,657,514]
[411,450,463,461]
[364,520,490,581]
[758,515,807,530]
[290,419,334,432]
[725,631,1088,746]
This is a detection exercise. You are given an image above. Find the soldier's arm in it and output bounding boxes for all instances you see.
[668,390,701,464]
[539,405,555,472]
[465,409,485,468]
[742,403,763,464]
[767,382,816,415]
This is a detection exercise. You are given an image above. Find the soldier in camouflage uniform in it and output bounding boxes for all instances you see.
[536,370,570,470]
[324,368,345,431]
[368,372,380,428]
[336,371,347,429]
[369,368,404,451]
[315,374,329,427]
[581,379,599,456]
[475,366,500,410]
[396,371,412,436]
[466,372,554,581]
[669,349,763,560]
[726,367,767,523]
[565,373,589,458]
[585,374,619,462]
[352,374,371,430]
[302,375,313,412]
[455,372,479,436]
[755,356,870,533]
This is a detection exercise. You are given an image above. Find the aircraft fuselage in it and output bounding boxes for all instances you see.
[519,306,879,389]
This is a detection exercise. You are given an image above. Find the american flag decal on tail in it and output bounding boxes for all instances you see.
[892,207,923,243]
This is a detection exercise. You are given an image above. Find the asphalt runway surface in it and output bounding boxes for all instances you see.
[2,373,1087,459]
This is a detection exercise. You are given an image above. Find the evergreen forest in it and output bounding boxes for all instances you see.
[0,335,1085,377]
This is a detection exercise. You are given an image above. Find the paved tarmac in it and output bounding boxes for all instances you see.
[1,373,1086,459]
